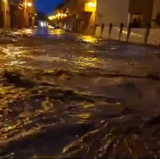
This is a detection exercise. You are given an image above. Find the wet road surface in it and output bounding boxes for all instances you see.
[0,29,160,158]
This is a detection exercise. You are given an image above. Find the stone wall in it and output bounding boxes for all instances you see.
[0,0,10,28]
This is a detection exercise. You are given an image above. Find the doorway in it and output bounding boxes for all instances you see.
[130,13,143,28]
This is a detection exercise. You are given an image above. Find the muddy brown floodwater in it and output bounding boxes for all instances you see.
[0,29,160,158]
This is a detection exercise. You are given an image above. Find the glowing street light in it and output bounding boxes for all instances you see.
[56,13,61,18]
[62,13,67,18]
[55,13,67,19]
[27,2,32,7]
[48,13,67,20]
[85,2,96,12]
[48,16,53,20]
[88,2,96,8]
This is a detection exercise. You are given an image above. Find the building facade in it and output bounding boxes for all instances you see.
[0,0,35,28]
[96,0,160,28]
[53,0,96,34]
[52,0,160,34]
[96,0,130,27]
[23,0,36,27]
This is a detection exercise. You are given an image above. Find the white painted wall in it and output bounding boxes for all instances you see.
[151,0,160,27]
[96,0,130,27]
[95,26,101,37]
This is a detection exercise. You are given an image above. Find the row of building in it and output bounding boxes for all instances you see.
[51,0,160,35]
[0,0,35,28]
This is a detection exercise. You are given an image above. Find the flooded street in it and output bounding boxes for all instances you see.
[0,28,160,158]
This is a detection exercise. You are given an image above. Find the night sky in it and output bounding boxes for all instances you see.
[35,0,63,15]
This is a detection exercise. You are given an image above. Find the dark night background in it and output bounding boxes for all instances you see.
[35,0,64,15]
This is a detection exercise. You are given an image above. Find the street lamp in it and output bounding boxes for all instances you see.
[27,2,32,7]
[85,1,96,12]
[48,16,53,20]
[88,2,96,8]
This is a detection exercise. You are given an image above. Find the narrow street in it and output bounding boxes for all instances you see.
[0,28,160,158]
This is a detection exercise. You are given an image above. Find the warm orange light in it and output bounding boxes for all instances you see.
[48,16,53,20]
[50,13,67,20]
[48,15,56,20]
[27,3,32,7]
[61,13,67,18]
[85,2,96,12]
[57,13,61,18]
[88,2,96,8]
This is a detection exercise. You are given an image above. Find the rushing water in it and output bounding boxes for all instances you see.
[0,29,160,158]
